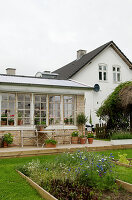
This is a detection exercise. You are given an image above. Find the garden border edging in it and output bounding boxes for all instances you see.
[16,170,58,200]
[116,179,132,193]
[17,170,132,199]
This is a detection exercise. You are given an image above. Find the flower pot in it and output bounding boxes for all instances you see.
[1,121,7,125]
[3,141,8,148]
[18,119,23,125]
[88,138,93,144]
[45,143,56,148]
[39,125,44,131]
[9,121,14,126]
[80,137,86,144]
[71,137,79,144]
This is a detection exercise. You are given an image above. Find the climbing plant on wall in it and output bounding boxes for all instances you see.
[96,81,132,131]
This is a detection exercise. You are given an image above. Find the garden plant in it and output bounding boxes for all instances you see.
[18,151,119,199]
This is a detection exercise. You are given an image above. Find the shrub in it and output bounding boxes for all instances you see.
[3,133,13,144]
[111,132,132,140]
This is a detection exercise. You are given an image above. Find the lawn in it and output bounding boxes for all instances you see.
[0,155,56,200]
[0,149,132,200]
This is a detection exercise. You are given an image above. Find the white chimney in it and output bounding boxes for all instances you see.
[77,49,87,60]
[6,68,16,75]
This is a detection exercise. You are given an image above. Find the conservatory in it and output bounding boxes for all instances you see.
[0,72,92,146]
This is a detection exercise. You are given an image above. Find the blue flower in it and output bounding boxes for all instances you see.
[45,168,48,171]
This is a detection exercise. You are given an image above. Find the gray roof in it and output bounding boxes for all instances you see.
[54,41,132,80]
[0,74,92,89]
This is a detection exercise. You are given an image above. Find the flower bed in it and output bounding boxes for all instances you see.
[18,151,132,200]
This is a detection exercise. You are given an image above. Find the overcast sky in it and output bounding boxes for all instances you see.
[0,0,132,76]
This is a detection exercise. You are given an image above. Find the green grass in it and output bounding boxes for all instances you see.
[0,155,57,200]
[115,165,132,184]
[0,149,132,199]
[95,148,132,159]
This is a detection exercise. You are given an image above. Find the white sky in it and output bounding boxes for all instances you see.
[0,0,132,76]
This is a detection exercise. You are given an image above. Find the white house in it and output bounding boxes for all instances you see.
[53,41,132,125]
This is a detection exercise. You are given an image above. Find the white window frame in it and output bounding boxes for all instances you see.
[98,63,107,81]
[0,93,77,128]
[112,65,121,83]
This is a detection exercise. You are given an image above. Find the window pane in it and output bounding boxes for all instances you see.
[25,110,30,117]
[113,73,116,81]
[103,72,106,80]
[41,111,46,117]
[18,94,24,101]
[117,67,120,72]
[103,66,106,71]
[41,103,46,110]
[54,96,60,102]
[99,72,102,80]
[99,66,102,70]
[25,95,30,101]
[41,95,46,102]
[35,95,40,102]
[9,94,15,101]
[2,94,8,101]
[35,103,40,110]
[117,73,120,82]
[113,67,115,71]
[18,102,24,109]
[25,103,30,109]
[49,96,54,102]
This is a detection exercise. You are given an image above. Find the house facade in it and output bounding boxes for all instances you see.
[0,70,92,146]
[54,41,132,125]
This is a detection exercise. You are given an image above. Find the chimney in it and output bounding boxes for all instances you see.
[77,49,87,60]
[6,68,16,75]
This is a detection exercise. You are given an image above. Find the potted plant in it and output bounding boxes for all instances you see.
[18,112,23,125]
[1,114,7,125]
[3,133,13,147]
[36,121,47,131]
[87,132,94,144]
[49,118,54,125]
[77,113,88,143]
[71,131,79,144]
[45,139,57,148]
[64,118,68,125]
[8,115,14,125]
[79,135,87,144]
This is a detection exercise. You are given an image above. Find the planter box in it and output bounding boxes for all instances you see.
[45,143,56,148]
[111,139,132,145]
[17,170,58,200]
[71,137,79,144]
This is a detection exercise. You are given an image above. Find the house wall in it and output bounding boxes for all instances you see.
[0,94,85,146]
[72,46,132,125]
